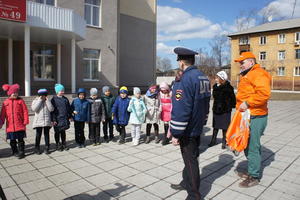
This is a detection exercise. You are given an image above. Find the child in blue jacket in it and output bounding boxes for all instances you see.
[112,86,130,144]
[71,88,91,147]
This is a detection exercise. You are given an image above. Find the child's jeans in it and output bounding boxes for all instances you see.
[131,124,141,141]
[35,127,51,148]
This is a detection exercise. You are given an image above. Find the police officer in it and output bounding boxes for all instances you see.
[170,47,211,200]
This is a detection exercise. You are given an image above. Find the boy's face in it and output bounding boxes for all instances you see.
[91,94,97,99]
[10,92,18,99]
[57,90,64,96]
[120,93,127,98]
[105,90,111,96]
[135,93,141,99]
[79,93,85,99]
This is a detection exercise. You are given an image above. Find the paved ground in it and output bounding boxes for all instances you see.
[0,101,300,200]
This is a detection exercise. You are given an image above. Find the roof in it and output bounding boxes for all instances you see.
[228,18,300,37]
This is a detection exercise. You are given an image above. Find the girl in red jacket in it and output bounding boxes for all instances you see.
[0,84,29,159]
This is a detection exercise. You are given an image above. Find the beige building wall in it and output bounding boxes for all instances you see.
[230,28,300,88]
[120,0,156,22]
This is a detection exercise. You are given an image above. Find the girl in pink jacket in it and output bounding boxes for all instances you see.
[159,82,172,145]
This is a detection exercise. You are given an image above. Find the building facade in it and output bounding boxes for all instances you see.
[0,0,156,96]
[229,18,300,90]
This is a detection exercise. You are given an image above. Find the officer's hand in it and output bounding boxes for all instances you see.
[171,137,180,146]
[239,102,248,112]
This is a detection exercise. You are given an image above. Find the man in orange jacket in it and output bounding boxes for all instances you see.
[234,52,271,188]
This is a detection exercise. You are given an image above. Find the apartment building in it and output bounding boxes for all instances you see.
[0,0,156,96]
[228,18,300,90]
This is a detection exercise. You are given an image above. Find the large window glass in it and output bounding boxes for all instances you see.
[35,0,55,6]
[259,51,266,60]
[296,49,300,59]
[277,67,285,76]
[239,36,249,45]
[31,46,55,80]
[278,34,286,43]
[83,49,100,80]
[85,0,101,27]
[278,50,285,60]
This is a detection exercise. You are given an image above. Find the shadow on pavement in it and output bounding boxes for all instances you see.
[200,154,235,199]
[64,183,135,200]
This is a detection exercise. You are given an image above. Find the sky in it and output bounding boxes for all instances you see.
[157,0,300,68]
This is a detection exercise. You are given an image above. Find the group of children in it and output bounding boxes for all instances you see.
[0,81,173,159]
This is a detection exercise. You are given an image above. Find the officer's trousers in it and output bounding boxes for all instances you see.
[179,136,201,200]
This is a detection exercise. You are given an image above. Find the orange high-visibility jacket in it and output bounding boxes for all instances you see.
[236,64,271,116]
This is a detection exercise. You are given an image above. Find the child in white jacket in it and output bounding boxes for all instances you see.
[31,89,54,154]
[127,87,147,145]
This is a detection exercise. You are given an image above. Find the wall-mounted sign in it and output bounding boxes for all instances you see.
[0,0,26,22]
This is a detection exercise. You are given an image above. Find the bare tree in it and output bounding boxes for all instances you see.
[209,34,230,67]
[156,56,172,72]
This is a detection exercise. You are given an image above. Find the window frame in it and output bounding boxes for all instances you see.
[294,66,300,76]
[83,49,101,81]
[277,66,285,76]
[239,36,249,45]
[295,49,300,59]
[259,36,266,45]
[34,0,56,6]
[259,51,266,61]
[84,0,102,28]
[278,34,286,44]
[278,50,286,60]
[295,32,300,42]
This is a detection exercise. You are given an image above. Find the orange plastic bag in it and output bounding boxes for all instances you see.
[226,110,250,152]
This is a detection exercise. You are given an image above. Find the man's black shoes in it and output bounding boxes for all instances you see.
[170,183,186,191]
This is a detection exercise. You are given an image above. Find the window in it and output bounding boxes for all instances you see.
[83,49,100,80]
[239,36,249,45]
[31,46,55,80]
[278,50,285,60]
[260,36,266,45]
[296,32,300,42]
[35,0,55,6]
[278,34,286,43]
[296,49,300,59]
[294,67,300,76]
[85,0,101,27]
[260,52,266,60]
[277,67,285,76]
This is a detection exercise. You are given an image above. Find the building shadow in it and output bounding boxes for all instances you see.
[200,154,235,199]
[64,183,134,200]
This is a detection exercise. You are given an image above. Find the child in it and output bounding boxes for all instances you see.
[31,89,54,154]
[101,86,116,143]
[159,82,172,145]
[87,88,105,145]
[209,71,236,149]
[112,86,130,144]
[51,84,72,151]
[71,88,91,148]
[0,84,29,159]
[143,84,160,144]
[127,87,147,145]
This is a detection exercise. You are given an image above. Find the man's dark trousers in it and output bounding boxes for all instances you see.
[179,136,201,200]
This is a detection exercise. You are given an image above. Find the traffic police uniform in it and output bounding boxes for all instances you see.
[171,47,211,200]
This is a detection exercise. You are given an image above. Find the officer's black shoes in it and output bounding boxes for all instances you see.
[170,183,186,191]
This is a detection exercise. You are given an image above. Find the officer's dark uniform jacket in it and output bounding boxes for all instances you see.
[171,66,211,138]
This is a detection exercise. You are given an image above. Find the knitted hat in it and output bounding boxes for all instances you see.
[77,88,86,95]
[90,88,98,96]
[119,86,128,94]
[216,71,228,81]
[102,86,110,94]
[133,87,141,95]
[159,82,170,91]
[2,84,20,96]
[55,84,64,94]
[37,88,48,96]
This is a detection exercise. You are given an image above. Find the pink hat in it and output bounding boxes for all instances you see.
[159,82,170,91]
[2,84,20,96]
